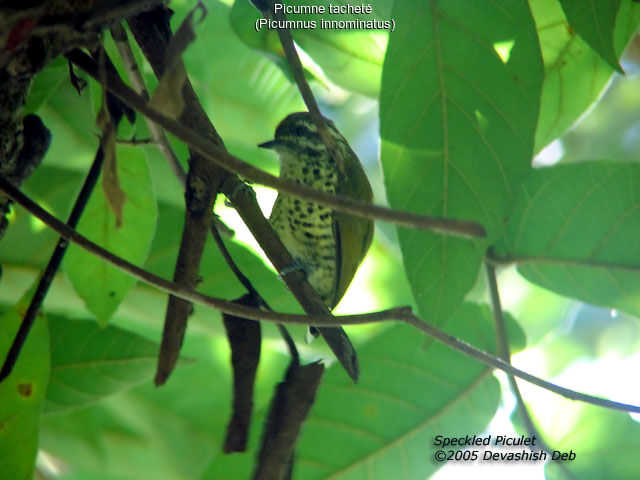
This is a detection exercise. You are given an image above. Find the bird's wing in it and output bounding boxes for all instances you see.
[331,145,374,309]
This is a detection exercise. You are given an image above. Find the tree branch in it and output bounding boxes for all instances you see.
[3,175,638,414]
[65,49,486,239]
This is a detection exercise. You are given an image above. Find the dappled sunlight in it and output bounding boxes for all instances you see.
[493,39,515,64]
[533,139,564,166]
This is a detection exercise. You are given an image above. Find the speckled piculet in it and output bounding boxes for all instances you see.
[260,112,373,312]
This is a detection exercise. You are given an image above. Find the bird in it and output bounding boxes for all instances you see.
[259,111,373,376]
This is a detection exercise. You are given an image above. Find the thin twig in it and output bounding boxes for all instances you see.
[0,137,106,381]
[398,312,640,414]
[2,175,639,414]
[264,2,348,175]
[0,176,309,323]
[116,136,152,145]
[487,248,640,274]
[209,216,299,362]
[486,263,577,480]
[65,49,486,239]
[485,264,510,362]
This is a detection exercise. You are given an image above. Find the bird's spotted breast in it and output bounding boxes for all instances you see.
[269,150,339,305]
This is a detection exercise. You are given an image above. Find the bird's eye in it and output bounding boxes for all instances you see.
[295,125,306,136]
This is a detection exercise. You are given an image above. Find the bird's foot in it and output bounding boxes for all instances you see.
[278,258,311,279]
[223,179,255,207]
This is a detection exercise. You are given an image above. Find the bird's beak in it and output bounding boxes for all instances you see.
[258,139,280,149]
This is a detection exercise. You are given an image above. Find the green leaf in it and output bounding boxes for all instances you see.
[494,161,640,317]
[544,407,640,479]
[24,56,68,114]
[37,74,98,171]
[174,0,303,164]
[0,293,50,480]
[64,145,158,325]
[0,166,86,269]
[206,303,505,479]
[532,0,640,151]
[38,329,276,480]
[379,0,542,326]
[44,315,177,414]
[229,0,392,97]
[40,388,217,480]
[504,311,527,354]
[228,0,322,87]
[290,10,391,98]
[558,0,623,72]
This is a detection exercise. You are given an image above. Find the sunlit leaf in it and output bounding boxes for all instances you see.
[229,0,392,97]
[544,407,640,479]
[380,0,542,326]
[494,161,640,317]
[558,0,623,72]
[65,146,157,325]
[44,315,182,414]
[532,0,640,151]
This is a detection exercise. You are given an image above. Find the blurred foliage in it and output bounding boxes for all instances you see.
[0,290,49,480]
[0,1,639,479]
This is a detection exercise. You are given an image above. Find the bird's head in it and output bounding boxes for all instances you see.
[258,112,342,161]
